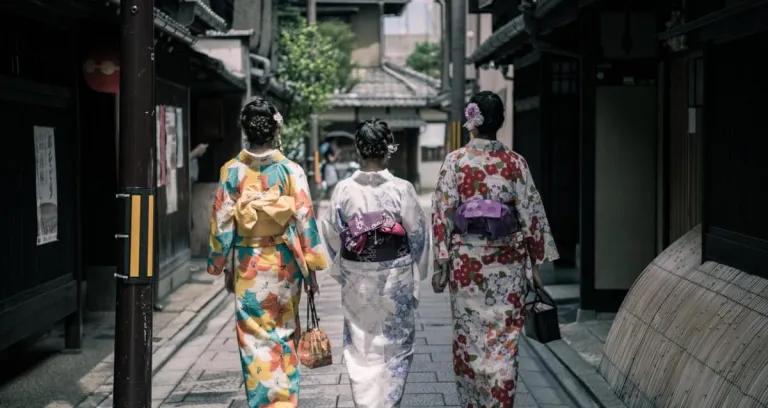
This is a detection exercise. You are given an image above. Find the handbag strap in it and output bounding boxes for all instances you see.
[524,286,556,308]
[305,290,320,329]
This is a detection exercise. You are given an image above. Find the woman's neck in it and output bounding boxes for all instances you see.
[248,144,272,154]
[361,159,386,172]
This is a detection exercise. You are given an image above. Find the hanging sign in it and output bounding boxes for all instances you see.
[83,50,120,94]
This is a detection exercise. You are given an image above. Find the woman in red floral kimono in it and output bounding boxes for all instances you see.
[431,91,559,407]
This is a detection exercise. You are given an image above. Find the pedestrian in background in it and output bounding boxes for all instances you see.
[431,91,559,407]
[321,118,432,408]
[207,97,328,407]
[321,144,340,198]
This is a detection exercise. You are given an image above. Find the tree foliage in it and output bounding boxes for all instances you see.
[276,10,355,144]
[406,41,441,79]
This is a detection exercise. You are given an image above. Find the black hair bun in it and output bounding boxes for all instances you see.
[354,118,395,160]
[468,91,505,135]
[240,97,280,146]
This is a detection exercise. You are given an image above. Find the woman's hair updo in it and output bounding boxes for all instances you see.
[354,118,397,161]
[240,97,282,147]
[467,91,505,136]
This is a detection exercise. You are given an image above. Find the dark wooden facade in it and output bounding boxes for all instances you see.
[0,0,247,351]
[471,0,768,312]
[0,3,85,350]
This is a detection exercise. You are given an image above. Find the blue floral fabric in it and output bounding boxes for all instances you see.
[321,170,433,408]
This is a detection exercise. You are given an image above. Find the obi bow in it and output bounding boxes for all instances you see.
[234,184,296,231]
[454,199,519,240]
[340,211,406,254]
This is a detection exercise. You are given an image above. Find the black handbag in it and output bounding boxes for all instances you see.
[523,286,561,343]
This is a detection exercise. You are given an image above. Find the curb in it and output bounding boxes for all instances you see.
[151,285,228,375]
[521,336,600,408]
[544,340,628,408]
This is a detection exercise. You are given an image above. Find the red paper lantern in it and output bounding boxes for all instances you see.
[83,50,120,94]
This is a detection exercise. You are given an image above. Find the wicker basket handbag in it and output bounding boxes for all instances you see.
[297,290,333,368]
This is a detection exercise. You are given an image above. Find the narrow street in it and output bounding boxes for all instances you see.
[140,202,577,408]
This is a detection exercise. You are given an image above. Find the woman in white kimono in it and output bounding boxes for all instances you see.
[321,118,432,408]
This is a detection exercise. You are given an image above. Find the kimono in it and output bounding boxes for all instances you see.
[431,138,559,408]
[321,169,432,408]
[207,149,328,408]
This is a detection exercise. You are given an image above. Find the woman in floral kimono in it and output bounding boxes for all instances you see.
[207,97,328,407]
[321,118,432,408]
[431,91,559,407]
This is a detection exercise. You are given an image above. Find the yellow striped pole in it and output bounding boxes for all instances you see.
[118,188,155,282]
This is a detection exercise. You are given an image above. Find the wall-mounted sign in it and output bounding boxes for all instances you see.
[33,126,58,245]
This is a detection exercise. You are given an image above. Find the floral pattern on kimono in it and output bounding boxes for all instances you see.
[431,138,558,408]
[321,170,433,408]
[207,149,328,408]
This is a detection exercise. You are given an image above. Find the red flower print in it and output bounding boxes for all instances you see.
[433,222,445,242]
[460,164,473,175]
[484,164,498,175]
[500,166,513,180]
[478,183,489,195]
[457,334,467,344]
[454,267,471,287]
[472,169,486,181]
[507,292,523,308]
[459,182,477,200]
[481,254,495,265]
[503,379,516,391]
[473,272,484,286]
[469,260,482,272]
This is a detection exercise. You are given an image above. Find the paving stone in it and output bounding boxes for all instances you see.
[183,390,237,404]
[301,373,342,385]
[405,372,438,382]
[401,393,446,405]
[520,369,553,387]
[528,386,565,405]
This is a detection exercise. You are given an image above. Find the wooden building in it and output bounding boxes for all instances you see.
[0,0,253,352]
[468,0,768,315]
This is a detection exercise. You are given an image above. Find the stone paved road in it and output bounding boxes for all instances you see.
[149,201,576,408]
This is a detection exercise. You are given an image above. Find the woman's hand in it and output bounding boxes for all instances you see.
[305,270,320,295]
[431,261,449,293]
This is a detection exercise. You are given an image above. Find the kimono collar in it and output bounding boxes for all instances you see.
[237,149,286,167]
[466,138,506,153]
[350,169,394,187]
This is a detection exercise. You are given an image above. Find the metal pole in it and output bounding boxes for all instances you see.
[308,114,320,209]
[439,0,451,92]
[114,0,155,406]
[450,0,467,148]
[308,0,316,24]
[307,0,319,205]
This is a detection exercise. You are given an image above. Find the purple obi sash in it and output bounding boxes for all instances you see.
[340,210,407,255]
[453,199,519,240]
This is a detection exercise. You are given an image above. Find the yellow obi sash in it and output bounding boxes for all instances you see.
[234,184,296,241]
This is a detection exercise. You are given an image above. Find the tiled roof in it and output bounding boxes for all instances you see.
[331,63,440,108]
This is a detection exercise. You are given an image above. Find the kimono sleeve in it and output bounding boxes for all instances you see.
[207,164,238,276]
[320,183,343,265]
[291,166,329,272]
[514,159,559,265]
[401,183,433,281]
[431,153,460,266]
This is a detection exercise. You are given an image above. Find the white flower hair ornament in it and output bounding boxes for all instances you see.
[464,102,484,131]
[273,112,284,127]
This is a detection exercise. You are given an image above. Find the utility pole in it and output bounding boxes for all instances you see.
[307,0,320,207]
[450,0,467,149]
[114,0,155,406]
[308,0,316,24]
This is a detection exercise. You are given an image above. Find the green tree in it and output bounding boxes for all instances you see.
[406,41,441,79]
[316,20,357,91]
[275,12,355,144]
